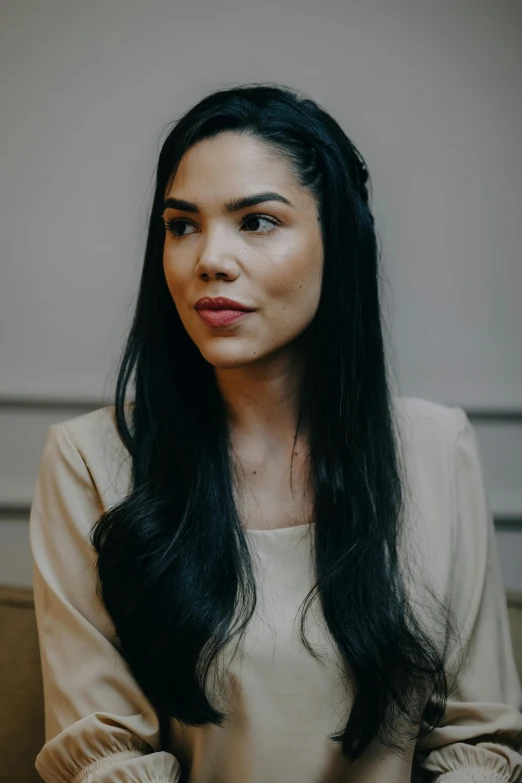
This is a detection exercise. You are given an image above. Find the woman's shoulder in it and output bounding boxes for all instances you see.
[392,395,468,470]
[393,394,463,433]
[392,394,469,497]
[392,396,482,602]
[47,401,134,512]
[55,401,130,440]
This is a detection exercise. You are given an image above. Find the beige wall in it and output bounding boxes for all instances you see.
[1,0,521,587]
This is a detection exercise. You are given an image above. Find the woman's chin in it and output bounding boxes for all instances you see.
[199,344,264,370]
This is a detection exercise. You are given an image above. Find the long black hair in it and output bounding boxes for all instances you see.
[90,83,460,764]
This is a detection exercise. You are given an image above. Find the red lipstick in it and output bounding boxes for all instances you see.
[194,297,253,311]
[194,296,254,327]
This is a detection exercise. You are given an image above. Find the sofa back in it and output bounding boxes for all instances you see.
[1,584,522,783]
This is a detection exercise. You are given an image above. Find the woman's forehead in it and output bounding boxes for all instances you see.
[166,133,299,196]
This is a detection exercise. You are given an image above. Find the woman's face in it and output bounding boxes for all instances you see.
[162,131,324,370]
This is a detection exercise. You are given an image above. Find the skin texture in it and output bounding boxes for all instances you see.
[162,132,324,527]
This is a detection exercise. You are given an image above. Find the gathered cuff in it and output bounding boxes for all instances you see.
[35,713,181,783]
[71,750,148,783]
[421,741,522,783]
[71,750,180,783]
[435,770,510,783]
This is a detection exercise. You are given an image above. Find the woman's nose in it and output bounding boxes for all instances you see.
[196,228,239,280]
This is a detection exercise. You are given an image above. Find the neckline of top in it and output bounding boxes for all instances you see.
[243,521,315,535]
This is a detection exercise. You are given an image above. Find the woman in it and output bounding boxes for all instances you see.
[29,83,522,782]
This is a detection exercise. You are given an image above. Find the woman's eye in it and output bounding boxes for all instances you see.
[164,214,279,239]
[241,214,279,234]
[164,219,197,239]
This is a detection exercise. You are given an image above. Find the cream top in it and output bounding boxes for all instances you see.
[29,396,522,783]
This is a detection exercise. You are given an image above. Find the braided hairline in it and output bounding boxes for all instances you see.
[312,137,370,205]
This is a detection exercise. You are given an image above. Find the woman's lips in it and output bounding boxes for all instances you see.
[196,309,251,327]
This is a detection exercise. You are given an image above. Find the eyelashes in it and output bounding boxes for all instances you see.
[164,213,280,240]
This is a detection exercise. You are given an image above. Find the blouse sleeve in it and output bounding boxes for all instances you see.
[413,408,522,783]
[29,422,182,783]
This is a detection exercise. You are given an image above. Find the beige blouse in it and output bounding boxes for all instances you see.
[29,396,522,783]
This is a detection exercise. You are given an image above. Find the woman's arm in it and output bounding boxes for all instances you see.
[29,421,182,783]
[413,408,522,782]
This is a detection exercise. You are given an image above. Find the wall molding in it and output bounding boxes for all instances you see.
[0,397,110,412]
[464,409,522,422]
[495,516,522,532]
[0,505,34,521]
[0,395,521,419]
[1,502,521,530]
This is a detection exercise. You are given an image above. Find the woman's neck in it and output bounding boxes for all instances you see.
[214,344,308,451]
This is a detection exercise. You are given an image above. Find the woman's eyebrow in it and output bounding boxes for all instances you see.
[162,192,293,215]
